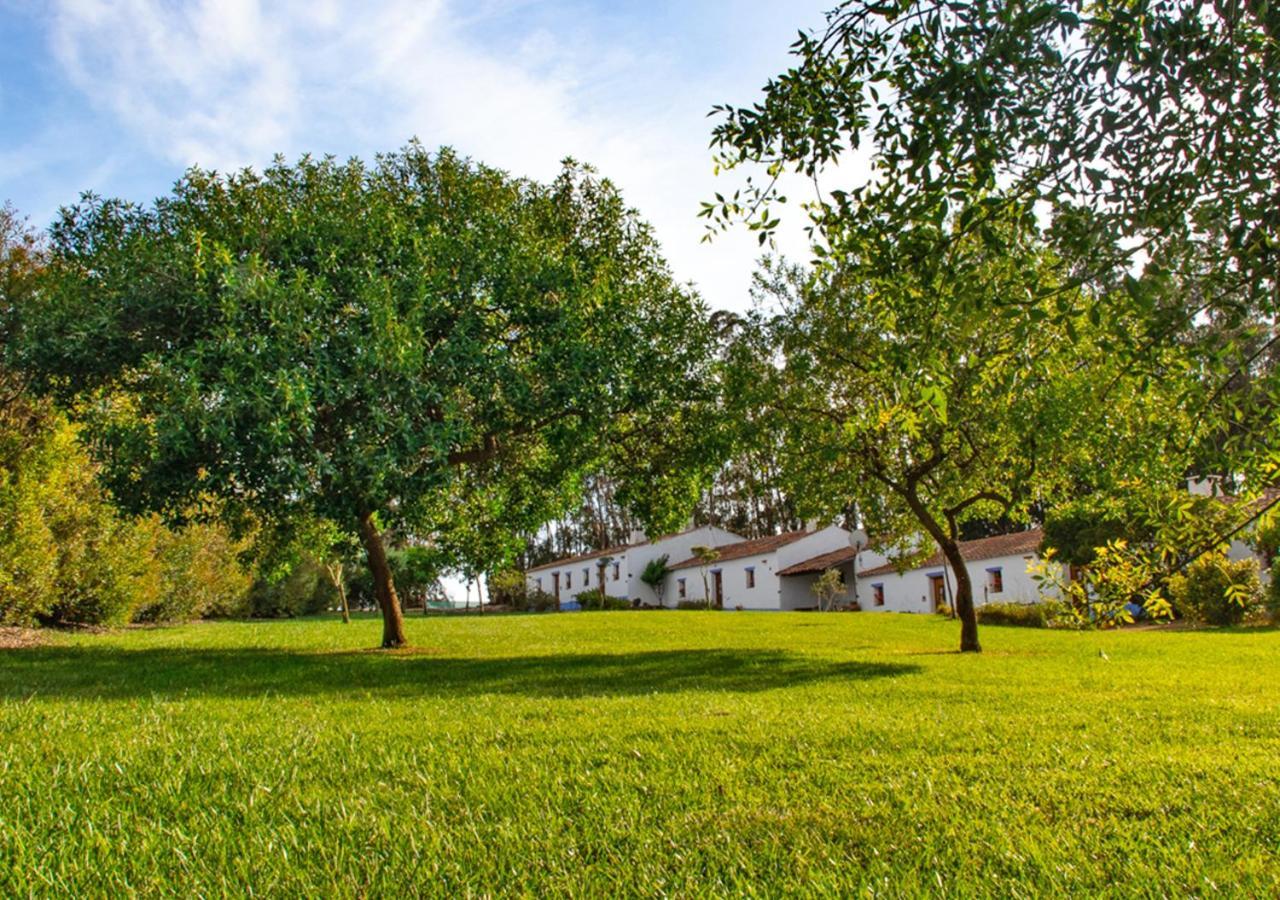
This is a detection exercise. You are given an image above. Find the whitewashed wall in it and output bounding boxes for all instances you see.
[668,526,857,611]
[526,551,630,602]
[857,550,1055,613]
[776,527,861,610]
[628,526,742,607]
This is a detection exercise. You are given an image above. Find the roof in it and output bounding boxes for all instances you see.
[858,529,1044,579]
[525,524,744,574]
[526,544,629,573]
[669,531,810,571]
[776,545,861,576]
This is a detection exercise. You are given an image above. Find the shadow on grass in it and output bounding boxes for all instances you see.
[0,646,919,701]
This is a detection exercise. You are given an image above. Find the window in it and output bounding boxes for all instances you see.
[745,566,755,588]
[565,571,571,590]
[987,567,1004,593]
[582,568,589,585]
[677,578,687,599]
[612,562,620,580]
[872,583,884,607]
[536,577,542,591]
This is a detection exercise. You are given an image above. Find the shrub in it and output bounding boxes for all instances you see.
[525,589,558,612]
[488,570,527,607]
[133,521,254,623]
[487,572,560,612]
[676,600,707,611]
[1167,554,1262,626]
[246,559,334,618]
[1,414,154,626]
[977,601,1063,628]
[576,589,629,611]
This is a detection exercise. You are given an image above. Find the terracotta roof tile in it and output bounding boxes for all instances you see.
[858,529,1044,579]
[526,544,629,573]
[776,546,861,576]
[669,531,810,571]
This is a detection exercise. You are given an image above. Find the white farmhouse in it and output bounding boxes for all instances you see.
[522,477,1278,614]
[665,525,862,610]
[852,530,1047,613]
[524,525,742,608]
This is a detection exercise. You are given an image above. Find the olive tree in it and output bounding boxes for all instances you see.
[18,144,713,647]
[729,221,1191,651]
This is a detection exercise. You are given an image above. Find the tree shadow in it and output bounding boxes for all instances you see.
[0,646,919,701]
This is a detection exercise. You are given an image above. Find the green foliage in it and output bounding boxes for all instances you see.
[132,521,255,623]
[1041,497,1149,568]
[2,615,1279,894]
[1037,486,1267,626]
[18,144,715,641]
[705,0,1278,362]
[976,601,1064,629]
[639,554,670,606]
[576,590,630,611]
[1167,554,1263,627]
[810,567,844,612]
[0,408,253,626]
[487,570,528,607]
[247,558,334,619]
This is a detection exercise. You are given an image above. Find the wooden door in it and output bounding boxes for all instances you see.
[712,570,723,609]
[929,574,946,611]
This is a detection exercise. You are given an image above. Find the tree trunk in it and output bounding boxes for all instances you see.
[900,486,982,653]
[358,512,408,648]
[326,561,350,624]
[938,537,981,653]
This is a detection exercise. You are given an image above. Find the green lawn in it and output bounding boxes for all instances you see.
[1,613,1277,896]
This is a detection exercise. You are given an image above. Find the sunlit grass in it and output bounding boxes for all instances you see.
[1,612,1277,895]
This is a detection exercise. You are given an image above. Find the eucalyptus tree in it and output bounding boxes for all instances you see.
[18,144,714,647]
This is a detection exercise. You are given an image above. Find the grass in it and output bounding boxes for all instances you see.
[1,612,1277,896]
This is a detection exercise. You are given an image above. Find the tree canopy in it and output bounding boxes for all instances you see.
[16,144,715,646]
[705,0,1278,646]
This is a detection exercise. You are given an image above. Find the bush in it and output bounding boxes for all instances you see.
[576,589,629,611]
[487,572,559,612]
[676,600,708,611]
[488,570,527,607]
[1167,554,1262,626]
[977,601,1064,628]
[1,414,154,626]
[246,558,334,618]
[132,521,254,623]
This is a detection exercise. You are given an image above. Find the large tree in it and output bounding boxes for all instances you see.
[16,144,713,647]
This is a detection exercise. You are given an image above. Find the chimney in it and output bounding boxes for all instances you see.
[629,528,647,545]
[804,519,821,533]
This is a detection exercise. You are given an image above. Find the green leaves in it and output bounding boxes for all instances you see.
[20,145,713,577]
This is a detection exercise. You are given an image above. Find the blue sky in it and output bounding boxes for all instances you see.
[1,0,833,311]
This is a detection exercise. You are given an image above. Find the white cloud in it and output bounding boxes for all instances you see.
[43,0,826,310]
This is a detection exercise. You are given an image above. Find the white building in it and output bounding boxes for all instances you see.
[768,530,1049,612]
[523,478,1278,613]
[525,525,742,608]
[664,525,863,610]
